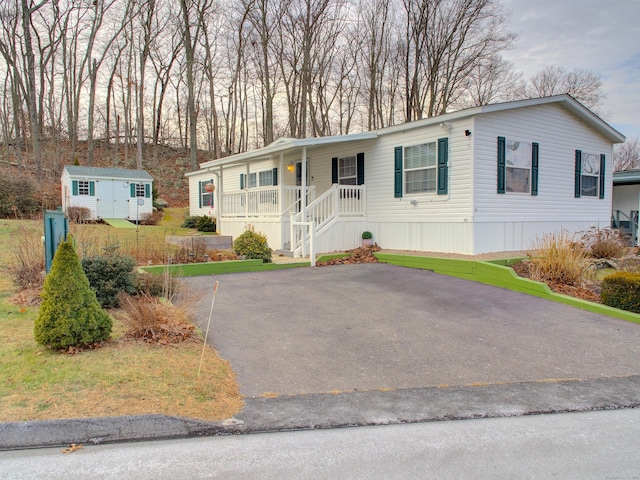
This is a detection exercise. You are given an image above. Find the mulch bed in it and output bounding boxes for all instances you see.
[316,244,381,266]
[511,260,602,303]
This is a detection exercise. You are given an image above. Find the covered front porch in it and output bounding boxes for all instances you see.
[188,134,376,260]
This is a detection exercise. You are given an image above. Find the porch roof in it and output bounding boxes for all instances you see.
[614,170,640,185]
[190,132,378,174]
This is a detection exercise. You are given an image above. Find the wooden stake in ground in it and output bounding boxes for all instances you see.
[198,280,219,378]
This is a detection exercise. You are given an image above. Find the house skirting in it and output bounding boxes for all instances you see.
[217,217,611,256]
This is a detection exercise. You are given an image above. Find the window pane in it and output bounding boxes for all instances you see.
[339,156,356,184]
[506,168,530,193]
[78,181,89,195]
[506,140,531,168]
[405,143,436,169]
[582,153,600,175]
[249,173,257,188]
[406,169,436,194]
[581,175,598,196]
[259,170,273,186]
[136,184,145,197]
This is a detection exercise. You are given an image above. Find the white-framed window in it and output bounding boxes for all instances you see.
[506,140,532,193]
[78,180,90,196]
[242,169,278,189]
[135,183,146,197]
[394,140,447,198]
[581,152,600,197]
[259,170,274,187]
[497,137,539,196]
[338,156,357,185]
[199,180,214,208]
[404,142,437,194]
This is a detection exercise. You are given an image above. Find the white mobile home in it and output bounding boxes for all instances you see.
[61,166,154,221]
[187,95,625,256]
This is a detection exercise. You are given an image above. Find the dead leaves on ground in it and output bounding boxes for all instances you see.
[316,244,381,266]
[61,443,83,454]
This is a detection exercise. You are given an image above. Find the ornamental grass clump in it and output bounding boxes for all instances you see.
[579,227,628,259]
[527,231,587,286]
[233,226,272,263]
[34,238,112,350]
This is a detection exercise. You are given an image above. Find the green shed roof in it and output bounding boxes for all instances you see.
[63,166,153,181]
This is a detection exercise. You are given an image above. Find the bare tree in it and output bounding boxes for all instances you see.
[614,137,640,172]
[357,0,393,130]
[402,0,515,121]
[456,54,524,107]
[20,0,47,179]
[526,65,604,111]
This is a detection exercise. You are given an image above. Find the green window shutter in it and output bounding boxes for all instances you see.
[531,142,539,196]
[357,152,365,185]
[130,183,136,197]
[599,154,606,199]
[89,181,95,196]
[272,167,278,186]
[497,137,506,194]
[394,147,403,198]
[145,184,150,198]
[332,157,338,184]
[437,138,448,195]
[574,150,582,198]
[240,174,245,190]
[72,180,78,196]
[198,181,203,208]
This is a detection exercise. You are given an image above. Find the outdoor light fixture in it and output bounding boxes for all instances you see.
[287,162,295,172]
[465,129,472,137]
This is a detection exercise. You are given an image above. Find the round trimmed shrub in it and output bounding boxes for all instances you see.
[601,271,640,313]
[196,215,216,232]
[34,238,112,349]
[233,227,272,263]
[81,254,137,308]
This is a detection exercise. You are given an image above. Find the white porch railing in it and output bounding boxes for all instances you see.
[222,186,316,217]
[291,184,366,257]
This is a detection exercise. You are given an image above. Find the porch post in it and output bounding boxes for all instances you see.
[637,189,640,246]
[279,152,284,214]
[245,162,250,217]
[301,146,307,220]
[218,166,223,227]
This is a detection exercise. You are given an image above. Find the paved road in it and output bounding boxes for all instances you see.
[182,263,640,398]
[2,409,640,479]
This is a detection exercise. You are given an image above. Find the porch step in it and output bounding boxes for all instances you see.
[274,249,294,258]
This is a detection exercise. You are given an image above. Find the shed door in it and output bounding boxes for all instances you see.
[96,180,129,219]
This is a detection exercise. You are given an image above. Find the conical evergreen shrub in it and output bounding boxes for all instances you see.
[34,237,112,349]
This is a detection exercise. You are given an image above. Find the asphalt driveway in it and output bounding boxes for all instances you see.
[182,263,640,398]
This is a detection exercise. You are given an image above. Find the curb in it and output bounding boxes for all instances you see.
[2,376,639,451]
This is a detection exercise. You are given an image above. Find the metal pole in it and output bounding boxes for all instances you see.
[198,280,219,378]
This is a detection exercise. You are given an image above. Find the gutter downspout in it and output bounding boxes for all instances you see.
[205,167,222,231]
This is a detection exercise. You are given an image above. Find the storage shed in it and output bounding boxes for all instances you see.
[61,166,154,221]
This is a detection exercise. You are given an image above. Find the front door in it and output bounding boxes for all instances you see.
[96,179,129,219]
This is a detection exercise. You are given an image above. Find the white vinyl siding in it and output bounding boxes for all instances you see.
[473,103,613,224]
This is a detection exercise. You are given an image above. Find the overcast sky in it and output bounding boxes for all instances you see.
[500,0,640,142]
